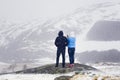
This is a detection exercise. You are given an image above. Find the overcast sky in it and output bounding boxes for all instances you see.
[0,0,117,22]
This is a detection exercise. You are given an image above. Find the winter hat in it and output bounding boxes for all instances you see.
[69,31,75,37]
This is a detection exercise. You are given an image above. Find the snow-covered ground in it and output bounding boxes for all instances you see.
[0,72,74,80]
[70,63,120,80]
[0,74,58,80]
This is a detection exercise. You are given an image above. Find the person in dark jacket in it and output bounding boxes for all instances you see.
[55,31,68,68]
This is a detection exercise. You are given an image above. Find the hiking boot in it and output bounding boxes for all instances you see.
[62,65,65,68]
[68,64,72,68]
[69,64,74,68]
[71,64,74,67]
[55,65,58,67]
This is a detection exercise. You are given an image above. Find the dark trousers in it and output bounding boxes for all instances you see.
[56,48,65,67]
[68,48,75,64]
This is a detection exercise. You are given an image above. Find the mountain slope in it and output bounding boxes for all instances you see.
[0,1,120,63]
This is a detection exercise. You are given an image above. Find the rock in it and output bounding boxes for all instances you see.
[71,74,120,80]
[16,63,98,74]
[54,76,71,80]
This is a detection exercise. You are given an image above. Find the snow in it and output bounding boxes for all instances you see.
[93,63,120,75]
[0,1,120,53]
[0,62,9,65]
[0,71,75,80]
[0,74,58,80]
[76,41,120,53]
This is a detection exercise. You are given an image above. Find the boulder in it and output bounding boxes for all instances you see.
[16,63,98,74]
[54,76,71,80]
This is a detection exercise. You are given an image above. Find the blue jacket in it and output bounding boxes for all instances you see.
[67,37,76,48]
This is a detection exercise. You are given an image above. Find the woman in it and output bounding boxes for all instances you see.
[67,32,76,68]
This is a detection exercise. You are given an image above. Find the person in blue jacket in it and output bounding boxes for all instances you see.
[55,31,68,68]
[67,32,76,68]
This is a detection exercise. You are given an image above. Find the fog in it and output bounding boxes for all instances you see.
[0,0,118,22]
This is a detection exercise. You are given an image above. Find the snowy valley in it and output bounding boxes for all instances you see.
[0,0,120,80]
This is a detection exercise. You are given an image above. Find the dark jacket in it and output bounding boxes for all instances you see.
[55,31,68,49]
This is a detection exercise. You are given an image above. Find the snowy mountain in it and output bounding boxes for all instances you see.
[76,49,120,63]
[87,20,120,41]
[0,1,120,63]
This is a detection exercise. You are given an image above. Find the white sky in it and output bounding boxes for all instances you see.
[0,0,118,22]
[0,0,105,22]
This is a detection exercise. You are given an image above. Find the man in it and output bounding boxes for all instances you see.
[55,31,68,68]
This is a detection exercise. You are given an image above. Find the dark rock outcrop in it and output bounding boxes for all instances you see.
[16,63,98,74]
[54,76,72,80]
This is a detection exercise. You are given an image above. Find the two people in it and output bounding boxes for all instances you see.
[55,31,76,68]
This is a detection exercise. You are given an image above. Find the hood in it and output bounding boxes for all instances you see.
[58,31,63,36]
